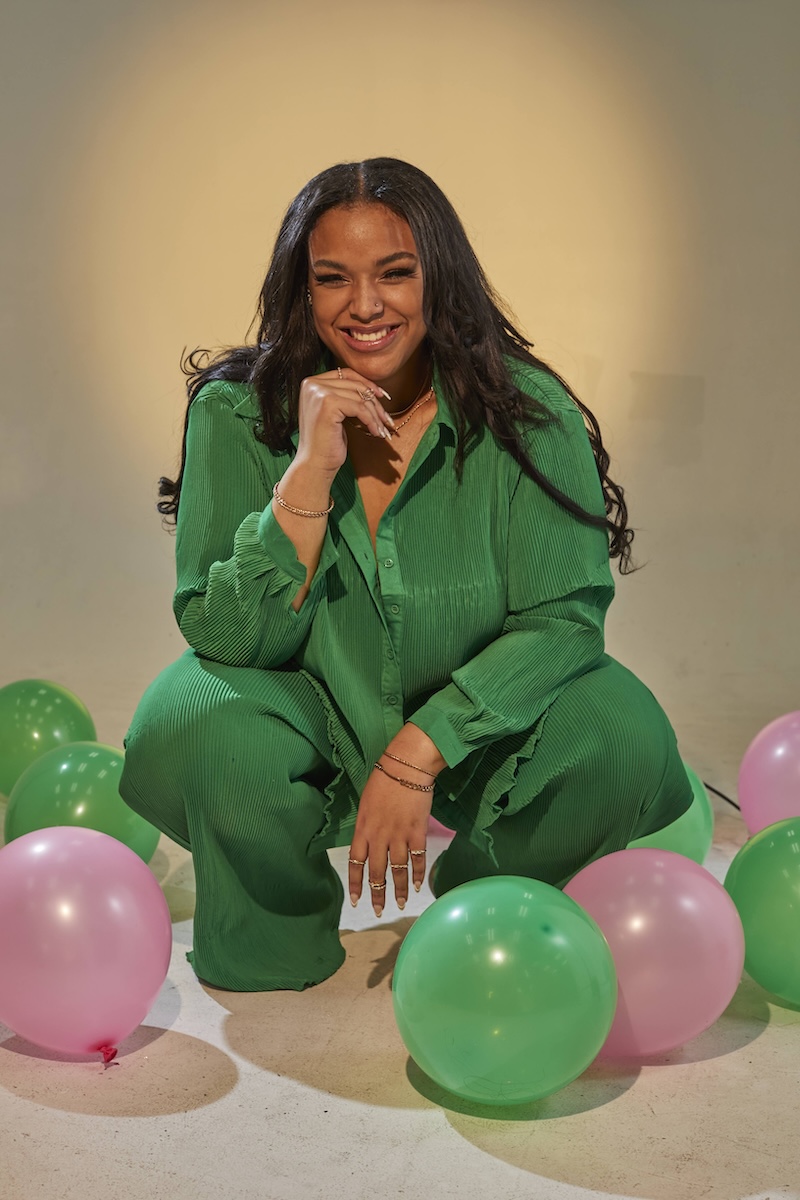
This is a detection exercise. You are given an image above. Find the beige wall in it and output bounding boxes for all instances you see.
[2,0,797,794]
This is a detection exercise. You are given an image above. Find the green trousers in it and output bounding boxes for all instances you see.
[120,649,691,991]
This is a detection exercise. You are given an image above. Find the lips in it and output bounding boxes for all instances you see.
[339,325,400,351]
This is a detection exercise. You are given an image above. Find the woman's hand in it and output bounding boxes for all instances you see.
[296,367,396,478]
[349,765,432,916]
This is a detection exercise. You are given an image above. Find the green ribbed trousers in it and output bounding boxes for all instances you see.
[120,649,691,992]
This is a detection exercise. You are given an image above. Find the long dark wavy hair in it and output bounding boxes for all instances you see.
[159,157,635,571]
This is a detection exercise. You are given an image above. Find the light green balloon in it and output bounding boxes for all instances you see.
[4,741,160,863]
[724,817,800,1005]
[628,762,714,863]
[392,875,617,1105]
[0,679,96,798]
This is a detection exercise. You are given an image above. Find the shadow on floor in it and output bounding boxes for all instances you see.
[0,1024,238,1117]
[442,973,795,1200]
[211,917,437,1110]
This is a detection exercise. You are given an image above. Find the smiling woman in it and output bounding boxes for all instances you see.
[119,157,692,993]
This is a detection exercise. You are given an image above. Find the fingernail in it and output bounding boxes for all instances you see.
[380,388,392,401]
[397,899,406,910]
[385,413,396,426]
[414,882,421,892]
[374,907,383,918]
[350,893,358,907]
[378,428,387,439]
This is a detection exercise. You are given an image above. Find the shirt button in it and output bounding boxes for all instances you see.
[390,604,400,615]
[386,694,398,706]
[383,558,394,568]
[386,648,394,660]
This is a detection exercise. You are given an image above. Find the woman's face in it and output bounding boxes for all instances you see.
[307,203,428,399]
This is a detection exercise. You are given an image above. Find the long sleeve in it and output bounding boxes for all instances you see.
[173,382,339,668]
[409,379,615,768]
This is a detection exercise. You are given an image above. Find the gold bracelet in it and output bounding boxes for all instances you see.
[373,760,435,792]
[382,750,435,777]
[272,481,334,518]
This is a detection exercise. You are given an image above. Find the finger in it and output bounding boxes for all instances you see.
[367,850,388,918]
[389,843,409,911]
[333,369,396,431]
[348,839,368,907]
[355,387,395,438]
[409,842,427,894]
[334,366,392,404]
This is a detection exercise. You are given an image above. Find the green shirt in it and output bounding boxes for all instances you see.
[174,360,614,846]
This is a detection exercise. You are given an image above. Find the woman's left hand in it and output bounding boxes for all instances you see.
[349,766,432,916]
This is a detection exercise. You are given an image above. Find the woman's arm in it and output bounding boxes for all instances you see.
[407,385,615,766]
[174,383,339,668]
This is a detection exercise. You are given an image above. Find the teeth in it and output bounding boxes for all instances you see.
[350,328,391,342]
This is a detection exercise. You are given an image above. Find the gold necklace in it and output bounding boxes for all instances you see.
[393,386,435,432]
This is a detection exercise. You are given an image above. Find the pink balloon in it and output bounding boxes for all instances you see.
[565,849,744,1058]
[738,711,800,835]
[0,827,172,1057]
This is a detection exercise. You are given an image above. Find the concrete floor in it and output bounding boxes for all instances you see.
[1,795,799,1200]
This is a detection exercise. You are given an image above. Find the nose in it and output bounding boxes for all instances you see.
[349,278,383,322]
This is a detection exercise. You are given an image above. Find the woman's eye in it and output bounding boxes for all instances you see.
[314,274,347,286]
[383,268,415,280]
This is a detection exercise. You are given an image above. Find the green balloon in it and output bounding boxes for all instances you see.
[392,875,617,1105]
[0,679,96,798]
[4,741,160,863]
[628,762,714,863]
[724,817,800,1005]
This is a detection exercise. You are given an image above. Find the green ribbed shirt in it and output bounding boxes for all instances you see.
[174,360,614,819]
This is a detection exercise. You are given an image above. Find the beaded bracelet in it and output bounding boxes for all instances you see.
[373,761,435,792]
[272,481,334,518]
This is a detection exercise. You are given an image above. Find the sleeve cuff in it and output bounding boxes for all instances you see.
[257,503,339,588]
[407,701,473,771]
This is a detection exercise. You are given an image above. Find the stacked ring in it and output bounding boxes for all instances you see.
[369,880,386,890]
[348,857,366,866]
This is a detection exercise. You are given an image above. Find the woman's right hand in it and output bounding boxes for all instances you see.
[295,367,397,477]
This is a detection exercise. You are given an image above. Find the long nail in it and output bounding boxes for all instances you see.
[374,906,383,918]
[414,882,421,893]
[397,898,406,911]
[379,388,392,401]
[350,893,358,907]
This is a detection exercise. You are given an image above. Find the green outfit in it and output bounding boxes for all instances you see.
[120,361,691,990]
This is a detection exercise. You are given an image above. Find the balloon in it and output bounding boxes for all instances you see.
[724,817,800,1004]
[738,711,800,835]
[0,679,96,797]
[627,763,714,863]
[4,741,160,863]
[392,875,617,1105]
[0,827,172,1056]
[565,849,744,1058]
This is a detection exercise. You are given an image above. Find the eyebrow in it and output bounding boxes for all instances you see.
[311,252,418,270]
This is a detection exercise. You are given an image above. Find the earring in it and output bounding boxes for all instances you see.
[307,289,312,304]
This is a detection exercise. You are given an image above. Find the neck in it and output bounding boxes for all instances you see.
[381,351,432,414]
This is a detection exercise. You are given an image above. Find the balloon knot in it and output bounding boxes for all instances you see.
[99,1045,118,1064]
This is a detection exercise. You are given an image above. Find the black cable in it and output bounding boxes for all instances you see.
[702,780,740,812]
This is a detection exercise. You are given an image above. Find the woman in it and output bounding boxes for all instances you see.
[120,157,692,992]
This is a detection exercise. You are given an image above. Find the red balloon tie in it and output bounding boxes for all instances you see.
[99,1045,118,1064]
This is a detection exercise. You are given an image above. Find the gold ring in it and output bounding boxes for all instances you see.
[348,857,366,866]
[359,387,376,402]
[368,880,386,890]
[337,366,343,379]
[409,849,427,856]
[389,862,407,871]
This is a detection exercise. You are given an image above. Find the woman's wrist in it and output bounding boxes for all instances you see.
[382,723,447,778]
